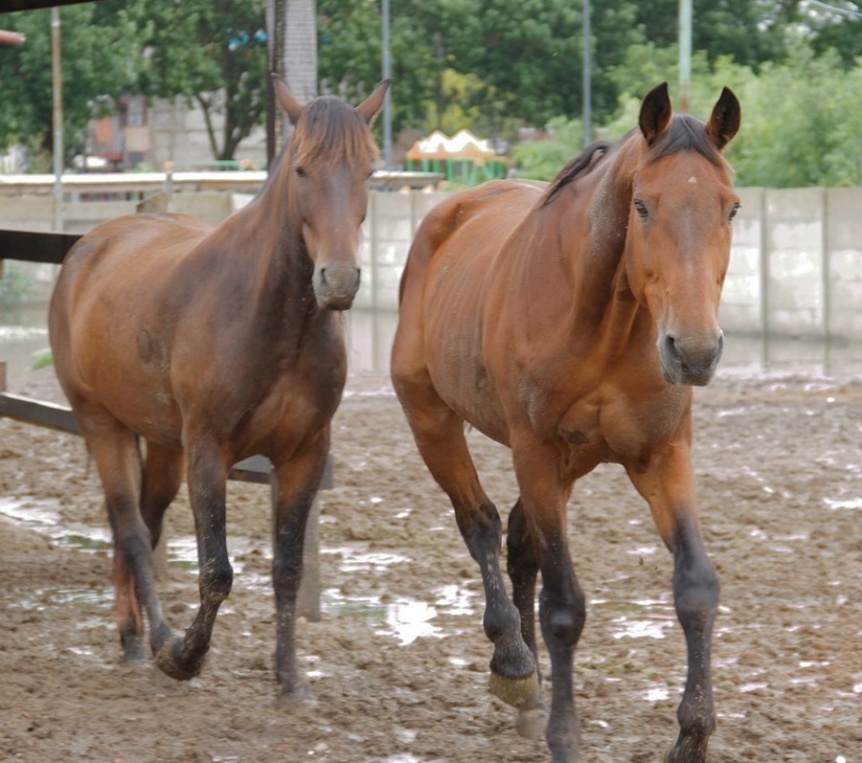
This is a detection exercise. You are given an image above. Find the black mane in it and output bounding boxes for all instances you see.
[542,141,612,206]
[541,112,725,208]
[647,114,725,167]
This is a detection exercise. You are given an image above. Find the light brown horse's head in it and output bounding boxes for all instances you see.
[273,75,389,310]
[625,82,741,386]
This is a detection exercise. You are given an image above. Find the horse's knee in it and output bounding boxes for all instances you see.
[483,596,522,642]
[673,558,719,630]
[540,588,586,648]
[119,532,153,572]
[200,561,233,603]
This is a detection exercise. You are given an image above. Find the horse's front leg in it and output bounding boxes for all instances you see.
[155,437,232,681]
[626,445,719,763]
[271,434,331,701]
[513,441,585,763]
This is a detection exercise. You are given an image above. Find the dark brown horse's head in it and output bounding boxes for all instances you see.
[273,75,389,310]
[625,82,741,386]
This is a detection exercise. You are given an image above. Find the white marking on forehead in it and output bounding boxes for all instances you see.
[688,175,698,184]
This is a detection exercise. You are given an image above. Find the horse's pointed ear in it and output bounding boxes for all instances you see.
[706,86,741,151]
[639,82,672,146]
[355,79,391,125]
[271,73,304,126]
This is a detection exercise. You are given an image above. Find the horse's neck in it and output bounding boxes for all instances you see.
[216,178,318,333]
[559,142,648,346]
[244,176,309,287]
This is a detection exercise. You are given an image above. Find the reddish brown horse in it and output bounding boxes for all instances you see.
[48,75,388,696]
[391,83,740,762]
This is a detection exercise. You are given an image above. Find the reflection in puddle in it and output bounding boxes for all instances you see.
[643,687,670,702]
[592,594,677,641]
[323,582,479,646]
[0,498,112,552]
[824,497,862,511]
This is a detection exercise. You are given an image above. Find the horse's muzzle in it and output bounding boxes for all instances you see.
[658,330,724,386]
[313,262,361,311]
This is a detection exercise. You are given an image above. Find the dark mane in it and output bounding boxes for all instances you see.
[647,114,725,168]
[542,141,612,206]
[290,96,379,168]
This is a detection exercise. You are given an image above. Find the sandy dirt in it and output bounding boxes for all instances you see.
[1,362,861,763]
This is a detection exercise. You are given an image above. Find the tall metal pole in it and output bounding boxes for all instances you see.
[582,0,591,146]
[679,0,692,114]
[381,0,392,170]
[51,6,63,231]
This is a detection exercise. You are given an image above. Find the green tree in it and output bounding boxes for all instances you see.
[0,1,138,163]
[132,0,268,161]
[511,116,584,181]
[711,44,862,187]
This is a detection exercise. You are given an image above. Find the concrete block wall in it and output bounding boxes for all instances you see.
[3,185,861,340]
[721,187,862,340]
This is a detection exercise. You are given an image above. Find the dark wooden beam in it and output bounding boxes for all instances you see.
[0,0,97,13]
[0,392,333,488]
[0,229,81,264]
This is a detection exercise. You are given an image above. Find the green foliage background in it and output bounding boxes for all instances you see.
[0,0,860,187]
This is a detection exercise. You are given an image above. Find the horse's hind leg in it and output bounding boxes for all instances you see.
[507,498,549,739]
[85,421,176,663]
[109,440,183,662]
[140,441,184,555]
[392,375,539,711]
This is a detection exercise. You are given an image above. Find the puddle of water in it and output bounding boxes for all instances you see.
[643,687,670,702]
[824,497,862,511]
[323,579,479,646]
[591,592,678,642]
[0,497,113,552]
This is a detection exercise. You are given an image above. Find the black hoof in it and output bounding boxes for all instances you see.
[153,637,206,681]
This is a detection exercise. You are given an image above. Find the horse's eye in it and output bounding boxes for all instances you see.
[296,166,308,179]
[633,199,648,219]
[728,202,741,222]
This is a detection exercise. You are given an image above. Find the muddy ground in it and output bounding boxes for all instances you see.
[1,362,861,763]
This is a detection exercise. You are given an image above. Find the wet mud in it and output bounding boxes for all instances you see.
[1,365,861,762]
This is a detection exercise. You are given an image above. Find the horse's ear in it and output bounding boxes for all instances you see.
[271,73,304,126]
[706,86,741,151]
[639,82,672,146]
[355,79,391,125]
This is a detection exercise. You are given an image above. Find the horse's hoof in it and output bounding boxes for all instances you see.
[119,642,147,665]
[153,638,205,681]
[665,741,708,763]
[515,703,547,739]
[276,683,314,707]
[489,670,541,710]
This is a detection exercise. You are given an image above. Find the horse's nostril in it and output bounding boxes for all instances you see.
[664,334,679,360]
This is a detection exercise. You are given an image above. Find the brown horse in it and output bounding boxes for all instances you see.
[391,83,740,762]
[48,75,389,696]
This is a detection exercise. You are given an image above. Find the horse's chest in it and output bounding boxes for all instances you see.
[242,370,342,448]
[555,387,687,466]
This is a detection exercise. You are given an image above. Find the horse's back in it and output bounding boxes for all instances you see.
[398,179,543,329]
[402,180,540,282]
[59,212,211,286]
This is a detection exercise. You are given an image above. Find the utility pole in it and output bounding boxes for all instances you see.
[582,0,591,146]
[678,0,692,113]
[381,0,392,170]
[51,6,63,231]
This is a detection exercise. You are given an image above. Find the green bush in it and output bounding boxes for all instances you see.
[0,264,34,308]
